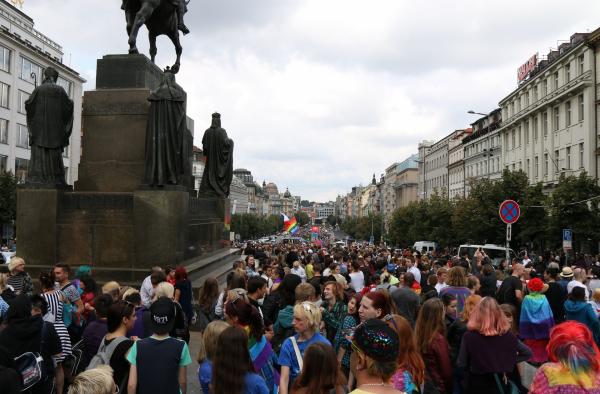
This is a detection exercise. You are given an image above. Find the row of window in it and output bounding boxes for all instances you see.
[0,119,28,148]
[504,94,584,151]
[426,174,447,191]
[505,54,586,118]
[465,135,500,158]
[0,44,73,96]
[0,155,69,182]
[466,158,501,178]
[506,143,585,179]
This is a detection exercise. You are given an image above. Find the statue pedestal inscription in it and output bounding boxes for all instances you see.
[16,54,228,284]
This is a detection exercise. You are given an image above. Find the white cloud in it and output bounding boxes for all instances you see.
[21,0,600,201]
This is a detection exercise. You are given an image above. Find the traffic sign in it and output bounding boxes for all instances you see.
[499,200,520,224]
[562,229,572,250]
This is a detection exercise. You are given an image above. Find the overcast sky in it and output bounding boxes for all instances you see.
[20,0,600,201]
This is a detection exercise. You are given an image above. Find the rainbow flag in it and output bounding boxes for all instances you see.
[282,214,299,234]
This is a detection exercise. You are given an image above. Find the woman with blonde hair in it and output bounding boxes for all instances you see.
[67,365,116,394]
[457,297,531,394]
[278,301,330,394]
[197,320,229,393]
[6,256,33,296]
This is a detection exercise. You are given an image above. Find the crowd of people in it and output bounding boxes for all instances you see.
[0,241,600,394]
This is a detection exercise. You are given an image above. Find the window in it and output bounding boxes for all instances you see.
[579,54,584,75]
[518,161,522,171]
[534,156,539,178]
[0,82,8,108]
[525,91,530,107]
[553,71,559,90]
[566,146,571,170]
[544,154,549,176]
[565,63,571,83]
[512,163,516,171]
[554,149,559,172]
[553,106,559,131]
[14,157,28,182]
[511,102,515,116]
[16,124,28,148]
[17,90,29,114]
[566,100,571,126]
[504,133,508,149]
[578,94,584,121]
[525,120,529,144]
[533,84,538,101]
[511,130,516,149]
[533,116,538,141]
[0,154,6,173]
[542,79,548,96]
[0,45,10,72]
[57,77,72,98]
[19,57,42,83]
[543,111,548,137]
[518,126,521,147]
[0,118,7,144]
[579,143,584,168]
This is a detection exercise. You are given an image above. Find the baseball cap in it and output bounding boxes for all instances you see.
[150,297,176,334]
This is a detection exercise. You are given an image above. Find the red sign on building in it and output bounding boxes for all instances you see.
[517,54,538,83]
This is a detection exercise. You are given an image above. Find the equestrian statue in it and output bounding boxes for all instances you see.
[122,0,190,73]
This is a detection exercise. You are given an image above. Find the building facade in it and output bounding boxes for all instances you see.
[423,134,452,199]
[229,175,249,214]
[0,1,84,184]
[498,32,596,190]
[448,128,472,199]
[417,141,434,200]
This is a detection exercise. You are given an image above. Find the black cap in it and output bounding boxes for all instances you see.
[353,319,399,363]
[150,297,176,333]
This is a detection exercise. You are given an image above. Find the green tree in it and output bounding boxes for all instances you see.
[0,171,16,229]
[294,211,310,226]
[326,215,338,227]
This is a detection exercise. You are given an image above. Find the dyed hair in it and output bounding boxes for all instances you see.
[467,297,510,336]
[384,314,425,386]
[462,294,482,322]
[546,321,600,377]
[291,342,346,394]
[174,266,188,281]
[447,266,467,287]
[415,298,446,353]
[212,326,255,394]
[363,291,394,319]
[293,301,322,332]
[348,293,362,320]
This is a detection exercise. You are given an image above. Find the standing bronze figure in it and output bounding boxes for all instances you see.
[25,67,74,187]
[122,0,189,73]
[199,113,234,198]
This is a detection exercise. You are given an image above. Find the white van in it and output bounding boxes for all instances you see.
[413,241,438,253]
[458,244,516,267]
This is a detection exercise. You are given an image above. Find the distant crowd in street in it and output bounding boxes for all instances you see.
[0,238,600,394]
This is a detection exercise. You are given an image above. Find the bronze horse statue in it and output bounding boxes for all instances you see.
[123,0,189,73]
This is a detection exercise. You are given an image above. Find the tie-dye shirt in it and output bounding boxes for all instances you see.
[529,362,600,394]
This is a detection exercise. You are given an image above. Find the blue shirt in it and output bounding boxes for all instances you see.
[278,332,331,384]
[244,372,269,394]
[0,296,9,321]
[198,360,212,394]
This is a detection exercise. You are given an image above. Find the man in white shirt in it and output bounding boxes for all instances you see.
[140,266,164,308]
[567,267,591,301]
[406,259,421,284]
[434,267,448,293]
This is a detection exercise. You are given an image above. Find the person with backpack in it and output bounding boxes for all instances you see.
[53,263,85,342]
[0,294,62,394]
[126,297,192,394]
[88,300,136,393]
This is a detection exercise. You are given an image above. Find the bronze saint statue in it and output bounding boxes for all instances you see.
[199,113,234,198]
[143,69,189,186]
[25,67,74,187]
[123,0,189,73]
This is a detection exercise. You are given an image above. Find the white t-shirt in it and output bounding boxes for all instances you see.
[435,282,448,293]
[567,280,590,301]
[349,271,365,292]
[408,266,421,284]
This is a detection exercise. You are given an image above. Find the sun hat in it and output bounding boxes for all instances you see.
[560,266,574,279]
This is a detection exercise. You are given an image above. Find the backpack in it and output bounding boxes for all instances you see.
[87,336,129,370]
[14,321,48,391]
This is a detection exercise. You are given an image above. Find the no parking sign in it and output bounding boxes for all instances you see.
[499,200,520,224]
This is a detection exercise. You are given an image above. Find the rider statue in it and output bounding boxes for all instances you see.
[122,0,189,35]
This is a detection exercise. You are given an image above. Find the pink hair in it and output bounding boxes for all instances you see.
[363,291,392,318]
[467,297,510,336]
[547,321,600,375]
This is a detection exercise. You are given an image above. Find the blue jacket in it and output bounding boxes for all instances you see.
[564,299,600,345]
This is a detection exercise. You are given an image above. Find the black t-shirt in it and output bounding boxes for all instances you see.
[105,337,133,390]
[544,282,566,323]
[496,276,522,307]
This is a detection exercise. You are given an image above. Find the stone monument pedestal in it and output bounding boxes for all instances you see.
[16,54,229,284]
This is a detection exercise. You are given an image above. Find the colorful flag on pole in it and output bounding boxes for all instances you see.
[283,215,299,234]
